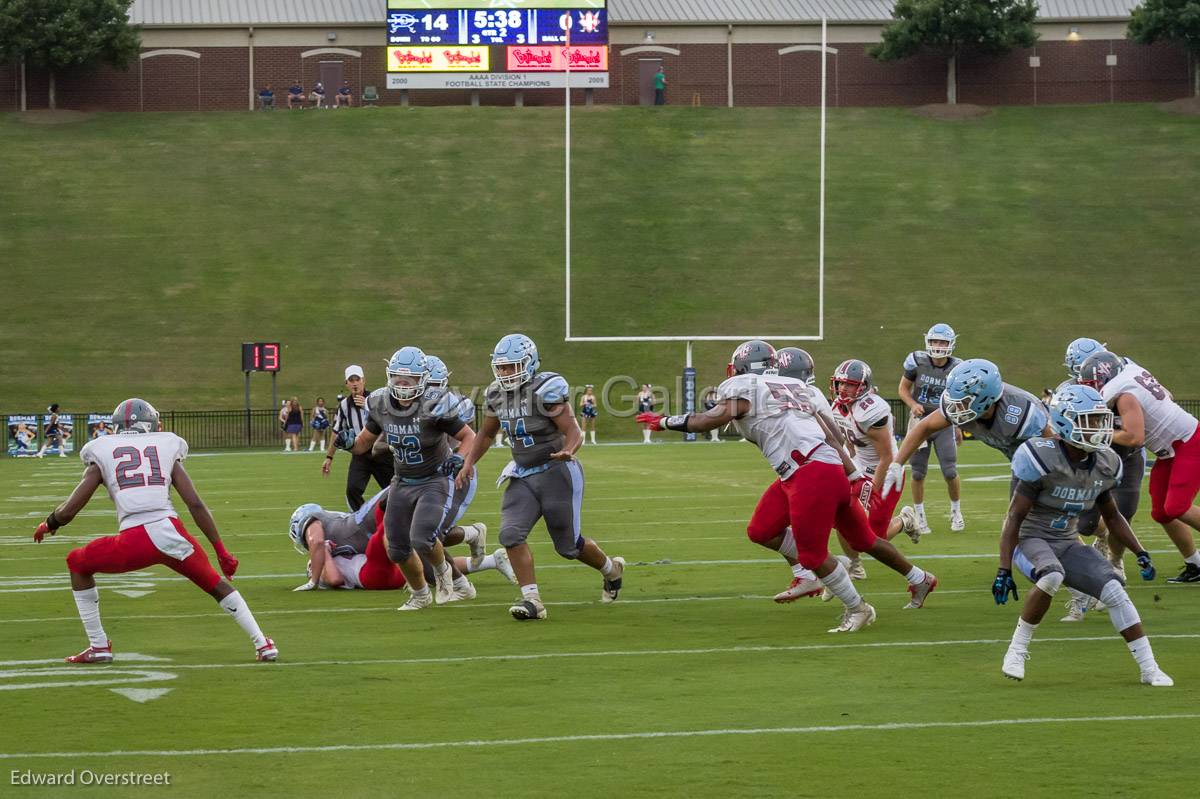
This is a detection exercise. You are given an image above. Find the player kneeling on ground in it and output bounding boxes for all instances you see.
[288,487,516,591]
[33,399,277,663]
[993,385,1170,686]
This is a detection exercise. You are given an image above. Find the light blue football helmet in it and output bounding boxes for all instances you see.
[491,333,539,390]
[1050,384,1113,452]
[424,355,450,391]
[1063,338,1107,379]
[289,503,323,554]
[941,358,1003,425]
[925,323,957,359]
[386,346,429,402]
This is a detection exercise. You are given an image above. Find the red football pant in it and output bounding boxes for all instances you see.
[358,527,408,591]
[66,517,222,592]
[1149,424,1200,524]
[746,461,878,569]
[852,474,905,539]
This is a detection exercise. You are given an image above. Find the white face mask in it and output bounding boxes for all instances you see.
[941,393,980,425]
[1066,408,1114,451]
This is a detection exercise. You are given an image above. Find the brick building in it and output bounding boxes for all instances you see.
[0,0,1192,112]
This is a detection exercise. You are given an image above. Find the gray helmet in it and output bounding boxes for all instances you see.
[111,398,160,433]
[1077,352,1126,393]
[775,347,815,384]
[728,340,777,377]
[830,359,873,408]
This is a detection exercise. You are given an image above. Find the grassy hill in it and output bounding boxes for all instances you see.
[1,104,1197,417]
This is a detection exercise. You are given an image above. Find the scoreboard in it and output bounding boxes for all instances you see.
[386,1,608,91]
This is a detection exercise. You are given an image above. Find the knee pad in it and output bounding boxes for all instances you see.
[910,469,928,482]
[778,532,798,560]
[1100,579,1140,631]
[1035,569,1064,596]
[554,537,583,560]
[498,528,527,550]
[941,466,958,481]
[1150,506,1173,524]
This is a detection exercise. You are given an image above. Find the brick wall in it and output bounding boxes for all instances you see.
[3,39,1190,113]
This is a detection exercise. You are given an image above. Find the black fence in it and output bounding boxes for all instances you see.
[6,398,1200,453]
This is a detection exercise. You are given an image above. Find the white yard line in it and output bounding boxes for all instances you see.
[1,713,1196,760]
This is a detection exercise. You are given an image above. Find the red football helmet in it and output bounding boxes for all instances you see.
[830,359,873,409]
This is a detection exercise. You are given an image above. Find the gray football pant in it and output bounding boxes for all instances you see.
[499,460,585,559]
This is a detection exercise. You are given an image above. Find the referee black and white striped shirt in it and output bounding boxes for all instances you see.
[332,393,368,438]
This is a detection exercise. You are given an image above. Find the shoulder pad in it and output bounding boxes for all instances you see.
[535,372,569,403]
[903,352,918,372]
[852,394,890,426]
[1012,440,1052,483]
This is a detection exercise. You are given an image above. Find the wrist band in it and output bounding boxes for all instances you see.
[46,511,62,530]
[663,414,690,432]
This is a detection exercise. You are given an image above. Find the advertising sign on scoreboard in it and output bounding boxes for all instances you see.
[386,0,608,90]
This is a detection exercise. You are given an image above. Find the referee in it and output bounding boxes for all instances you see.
[322,365,394,511]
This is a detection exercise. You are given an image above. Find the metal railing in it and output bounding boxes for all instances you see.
[6,399,1200,453]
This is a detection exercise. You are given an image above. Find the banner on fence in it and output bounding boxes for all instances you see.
[87,413,113,440]
[7,415,38,456]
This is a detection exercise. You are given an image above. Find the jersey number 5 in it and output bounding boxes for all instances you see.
[112,446,167,490]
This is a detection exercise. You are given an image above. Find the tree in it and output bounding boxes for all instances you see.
[1129,0,1200,97]
[0,0,140,110]
[870,0,1039,105]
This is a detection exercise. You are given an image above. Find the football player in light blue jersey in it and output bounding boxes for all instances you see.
[992,385,1171,686]
[884,359,1051,499]
[457,333,625,621]
[1063,337,1107,379]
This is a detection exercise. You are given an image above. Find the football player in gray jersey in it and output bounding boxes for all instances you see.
[883,359,1051,500]
[349,346,478,611]
[456,333,625,621]
[992,385,1171,686]
[898,324,964,533]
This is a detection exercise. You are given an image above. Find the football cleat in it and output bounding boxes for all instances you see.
[773,576,823,603]
[847,558,867,581]
[454,579,477,601]
[467,523,488,570]
[65,642,113,664]
[903,572,938,609]
[493,548,518,585]
[1002,648,1029,681]
[828,602,876,633]
[898,506,921,544]
[915,507,932,535]
[1141,668,1174,687]
[398,589,433,611]
[1060,591,1089,622]
[950,508,965,532]
[255,638,279,662]
[1166,563,1200,583]
[510,597,547,621]
[434,568,457,604]
[601,557,625,604]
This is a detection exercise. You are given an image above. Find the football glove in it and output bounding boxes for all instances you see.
[635,412,665,430]
[292,578,318,592]
[33,522,53,543]
[440,453,465,478]
[334,427,357,451]
[215,547,239,578]
[1136,551,1155,581]
[882,462,905,498]
[992,568,1018,605]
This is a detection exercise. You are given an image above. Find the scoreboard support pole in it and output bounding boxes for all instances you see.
[272,372,278,411]
[244,371,252,448]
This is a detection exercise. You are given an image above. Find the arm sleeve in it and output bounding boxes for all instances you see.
[365,415,382,435]
[1015,480,1042,500]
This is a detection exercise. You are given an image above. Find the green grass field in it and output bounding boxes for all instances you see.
[2,442,1198,798]
[2,104,1198,412]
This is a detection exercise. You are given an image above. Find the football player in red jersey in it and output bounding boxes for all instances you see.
[33,398,278,663]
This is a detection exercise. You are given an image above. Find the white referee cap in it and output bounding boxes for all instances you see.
[344,365,364,380]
